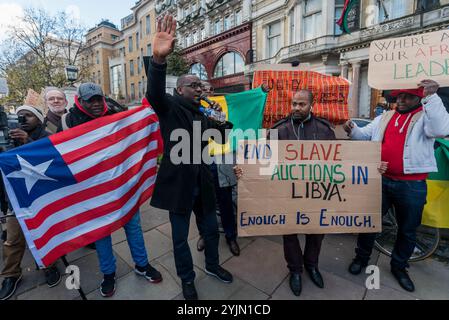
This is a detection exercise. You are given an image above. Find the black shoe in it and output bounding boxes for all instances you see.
[305,267,324,289]
[205,266,233,283]
[289,273,302,297]
[348,258,367,275]
[44,266,61,288]
[197,237,205,252]
[100,273,116,298]
[0,276,22,300]
[391,267,415,292]
[182,281,198,300]
[86,243,96,250]
[135,264,163,283]
[227,239,240,256]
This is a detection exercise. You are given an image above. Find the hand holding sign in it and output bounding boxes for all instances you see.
[419,79,440,97]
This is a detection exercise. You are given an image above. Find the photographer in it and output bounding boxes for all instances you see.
[0,105,62,301]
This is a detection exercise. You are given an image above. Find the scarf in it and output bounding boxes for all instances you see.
[74,95,108,119]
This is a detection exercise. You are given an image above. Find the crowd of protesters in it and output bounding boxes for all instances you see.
[1,14,449,301]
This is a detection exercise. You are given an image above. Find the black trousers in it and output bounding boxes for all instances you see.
[283,234,325,273]
[169,187,220,283]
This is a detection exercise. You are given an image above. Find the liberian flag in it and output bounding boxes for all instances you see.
[0,106,162,268]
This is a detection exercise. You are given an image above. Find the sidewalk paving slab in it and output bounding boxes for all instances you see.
[270,270,366,300]
[155,251,208,286]
[377,254,449,300]
[69,251,132,295]
[364,285,419,300]
[222,237,288,296]
[86,262,181,300]
[113,228,173,267]
[17,274,80,300]
[193,274,270,300]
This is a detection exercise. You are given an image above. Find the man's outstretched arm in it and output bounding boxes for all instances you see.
[145,15,177,116]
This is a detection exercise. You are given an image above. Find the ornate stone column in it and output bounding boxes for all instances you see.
[340,61,349,79]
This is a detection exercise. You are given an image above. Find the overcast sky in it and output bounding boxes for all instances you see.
[0,0,137,42]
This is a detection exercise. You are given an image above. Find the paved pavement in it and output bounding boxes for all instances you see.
[1,202,448,300]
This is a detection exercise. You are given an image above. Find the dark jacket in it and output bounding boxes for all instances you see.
[28,125,51,142]
[56,104,114,132]
[146,57,233,214]
[270,114,336,141]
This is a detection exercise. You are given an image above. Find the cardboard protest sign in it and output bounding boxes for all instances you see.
[368,29,449,90]
[253,70,350,128]
[237,140,382,237]
[24,89,45,109]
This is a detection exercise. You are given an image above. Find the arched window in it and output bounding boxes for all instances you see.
[189,63,208,80]
[213,52,245,78]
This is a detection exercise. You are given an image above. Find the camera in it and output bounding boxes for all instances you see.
[0,106,26,151]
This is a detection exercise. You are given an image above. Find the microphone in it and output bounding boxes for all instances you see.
[200,95,215,106]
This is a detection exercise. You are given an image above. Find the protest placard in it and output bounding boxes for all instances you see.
[368,29,449,90]
[237,140,382,237]
[24,88,45,109]
[253,70,350,128]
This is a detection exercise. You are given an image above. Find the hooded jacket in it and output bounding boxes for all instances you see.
[351,93,449,174]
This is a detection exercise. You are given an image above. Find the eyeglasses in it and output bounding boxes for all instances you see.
[183,82,203,89]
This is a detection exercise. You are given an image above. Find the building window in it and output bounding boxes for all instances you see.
[224,14,233,30]
[98,71,101,84]
[193,31,198,43]
[146,15,151,35]
[335,0,345,35]
[138,81,142,99]
[213,52,245,78]
[183,5,189,18]
[200,27,206,41]
[138,57,141,74]
[303,0,323,41]
[289,9,295,45]
[96,51,100,64]
[128,36,133,53]
[139,21,143,38]
[185,33,191,47]
[111,65,123,98]
[147,44,152,56]
[214,19,222,35]
[189,63,208,80]
[136,32,140,50]
[267,21,281,58]
[131,83,135,101]
[379,0,409,23]
[235,9,242,25]
[192,2,197,13]
[130,60,135,76]
[111,65,123,99]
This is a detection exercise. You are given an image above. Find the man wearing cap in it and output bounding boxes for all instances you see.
[0,105,62,300]
[57,83,163,298]
[344,79,449,292]
[43,87,68,134]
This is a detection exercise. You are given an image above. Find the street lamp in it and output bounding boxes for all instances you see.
[65,65,79,86]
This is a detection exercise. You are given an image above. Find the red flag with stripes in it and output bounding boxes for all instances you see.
[0,106,163,268]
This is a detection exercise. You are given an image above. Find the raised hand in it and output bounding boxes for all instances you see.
[418,79,439,97]
[153,15,177,64]
[343,120,354,135]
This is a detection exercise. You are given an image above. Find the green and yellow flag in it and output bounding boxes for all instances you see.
[422,139,449,229]
[204,87,268,155]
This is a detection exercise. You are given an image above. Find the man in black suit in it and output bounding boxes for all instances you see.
[145,15,234,300]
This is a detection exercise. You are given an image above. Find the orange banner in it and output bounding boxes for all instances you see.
[253,70,350,128]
